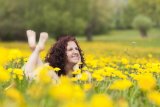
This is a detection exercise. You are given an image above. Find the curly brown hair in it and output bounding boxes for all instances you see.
[45,35,85,76]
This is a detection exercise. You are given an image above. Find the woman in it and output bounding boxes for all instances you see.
[24,30,87,81]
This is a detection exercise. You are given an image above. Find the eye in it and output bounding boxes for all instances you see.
[75,47,78,50]
[67,48,73,51]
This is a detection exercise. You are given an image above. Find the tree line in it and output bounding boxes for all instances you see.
[0,0,160,41]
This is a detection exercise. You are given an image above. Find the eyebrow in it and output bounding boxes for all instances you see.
[67,46,78,49]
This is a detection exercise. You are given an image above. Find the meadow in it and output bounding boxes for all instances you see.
[0,29,160,107]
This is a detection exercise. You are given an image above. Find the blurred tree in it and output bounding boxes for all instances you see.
[0,0,88,40]
[85,0,114,41]
[113,3,136,29]
[0,0,27,40]
[132,15,153,37]
[24,0,47,32]
[130,0,160,27]
[0,0,114,41]
[42,0,88,39]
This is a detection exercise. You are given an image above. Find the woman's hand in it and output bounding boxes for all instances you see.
[73,58,81,71]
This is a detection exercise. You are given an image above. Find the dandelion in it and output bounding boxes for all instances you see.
[121,58,129,65]
[37,68,52,84]
[113,70,128,79]
[0,66,10,82]
[92,73,104,82]
[147,91,160,106]
[34,63,57,84]
[109,79,132,91]
[13,68,24,80]
[53,67,61,72]
[71,77,79,82]
[49,82,73,101]
[72,69,81,75]
[132,64,140,69]
[49,76,73,101]
[83,83,92,91]
[79,72,89,81]
[8,49,22,60]
[5,88,25,106]
[82,66,88,71]
[90,94,113,107]
[136,73,156,91]
[72,85,85,100]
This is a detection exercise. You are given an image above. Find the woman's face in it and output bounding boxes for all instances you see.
[66,41,81,65]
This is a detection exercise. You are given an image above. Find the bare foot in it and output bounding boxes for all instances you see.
[36,32,48,51]
[26,30,36,50]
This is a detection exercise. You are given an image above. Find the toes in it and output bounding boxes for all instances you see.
[40,32,48,39]
[26,30,36,36]
[39,32,48,44]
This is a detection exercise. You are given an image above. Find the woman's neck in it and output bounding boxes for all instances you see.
[64,64,74,76]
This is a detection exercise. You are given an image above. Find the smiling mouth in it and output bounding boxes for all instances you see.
[72,56,79,59]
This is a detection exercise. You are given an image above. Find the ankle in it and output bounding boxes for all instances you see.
[35,45,42,52]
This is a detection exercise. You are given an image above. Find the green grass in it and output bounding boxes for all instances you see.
[93,28,160,40]
[77,28,160,48]
[1,28,160,50]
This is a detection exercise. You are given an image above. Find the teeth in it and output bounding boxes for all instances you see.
[72,55,78,57]
[73,56,78,58]
[72,56,78,58]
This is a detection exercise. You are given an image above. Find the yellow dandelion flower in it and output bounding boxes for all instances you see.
[53,67,61,72]
[24,57,28,62]
[121,58,129,65]
[5,88,25,105]
[72,69,81,75]
[13,68,23,75]
[137,74,156,91]
[71,77,79,82]
[132,64,140,69]
[8,49,22,60]
[49,83,73,101]
[7,68,13,73]
[83,83,93,91]
[13,68,24,80]
[0,67,10,82]
[79,72,89,81]
[35,64,53,84]
[147,91,160,106]
[90,94,113,107]
[109,79,132,91]
[92,73,104,82]
[82,66,88,71]
[72,85,85,100]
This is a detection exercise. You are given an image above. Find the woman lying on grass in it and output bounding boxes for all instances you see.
[24,30,91,82]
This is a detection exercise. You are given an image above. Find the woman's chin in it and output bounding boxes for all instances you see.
[71,60,79,64]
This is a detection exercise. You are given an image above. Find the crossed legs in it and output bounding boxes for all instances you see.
[24,30,48,77]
